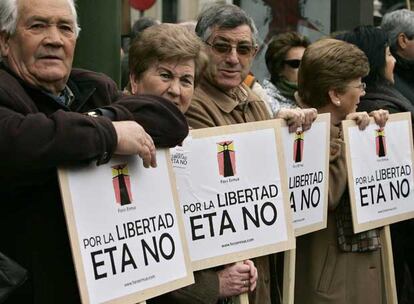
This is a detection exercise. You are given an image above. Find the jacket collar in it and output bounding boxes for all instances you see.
[66,74,96,111]
[394,52,414,72]
[198,76,261,113]
[0,62,96,111]
[363,83,412,109]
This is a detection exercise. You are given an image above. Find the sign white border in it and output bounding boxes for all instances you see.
[343,112,414,233]
[58,150,193,304]
[281,113,330,236]
[176,120,295,271]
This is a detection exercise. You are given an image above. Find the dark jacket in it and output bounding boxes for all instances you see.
[0,64,188,303]
[357,82,414,135]
[393,53,414,107]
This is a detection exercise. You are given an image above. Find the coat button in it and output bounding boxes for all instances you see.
[102,152,109,160]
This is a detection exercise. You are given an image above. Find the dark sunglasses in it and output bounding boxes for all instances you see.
[205,41,255,56]
[284,59,301,69]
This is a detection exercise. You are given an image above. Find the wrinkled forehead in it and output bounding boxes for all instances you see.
[17,0,75,23]
[209,24,254,44]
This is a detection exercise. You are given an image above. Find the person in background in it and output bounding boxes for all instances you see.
[0,0,188,303]
[263,31,310,116]
[121,16,160,89]
[128,23,258,304]
[295,38,388,304]
[186,4,317,303]
[335,25,414,137]
[381,9,414,106]
[336,25,414,304]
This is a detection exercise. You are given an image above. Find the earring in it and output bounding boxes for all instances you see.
[336,100,341,106]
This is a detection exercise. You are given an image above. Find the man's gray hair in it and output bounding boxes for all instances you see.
[195,3,258,45]
[381,9,414,52]
[0,0,81,37]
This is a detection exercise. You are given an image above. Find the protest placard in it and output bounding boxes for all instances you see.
[342,112,414,233]
[281,113,330,236]
[171,120,295,271]
[58,150,193,304]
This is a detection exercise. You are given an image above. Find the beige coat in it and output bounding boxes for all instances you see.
[186,77,271,128]
[294,125,385,304]
[185,77,277,304]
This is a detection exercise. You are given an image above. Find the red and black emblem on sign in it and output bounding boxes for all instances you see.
[217,141,236,177]
[293,130,304,163]
[111,164,133,205]
[376,128,387,157]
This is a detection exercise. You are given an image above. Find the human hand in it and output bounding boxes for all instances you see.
[217,260,257,298]
[276,108,317,133]
[301,108,318,131]
[112,121,157,168]
[369,109,389,128]
[346,111,370,130]
[244,259,257,292]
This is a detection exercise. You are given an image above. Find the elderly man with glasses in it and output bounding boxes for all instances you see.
[186,4,316,133]
[184,4,317,304]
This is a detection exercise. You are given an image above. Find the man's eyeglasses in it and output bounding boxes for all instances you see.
[283,59,301,69]
[348,82,367,91]
[205,41,256,56]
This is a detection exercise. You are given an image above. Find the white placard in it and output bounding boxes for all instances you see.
[171,120,295,271]
[281,113,330,236]
[58,150,193,304]
[343,112,414,233]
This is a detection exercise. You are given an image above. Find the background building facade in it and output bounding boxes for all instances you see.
[74,0,411,86]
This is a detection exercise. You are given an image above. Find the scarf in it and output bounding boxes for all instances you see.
[394,53,414,72]
[333,125,381,252]
[274,78,297,101]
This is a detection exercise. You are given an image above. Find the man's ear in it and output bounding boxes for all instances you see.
[397,33,409,50]
[328,89,341,106]
[251,45,259,59]
[129,73,138,95]
[0,31,10,57]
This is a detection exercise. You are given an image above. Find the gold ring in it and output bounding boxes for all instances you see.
[244,280,248,287]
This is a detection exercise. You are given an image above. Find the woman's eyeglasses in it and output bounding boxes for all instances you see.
[283,59,301,69]
[348,82,367,91]
[205,41,256,56]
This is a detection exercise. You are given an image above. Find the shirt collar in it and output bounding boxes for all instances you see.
[44,85,75,107]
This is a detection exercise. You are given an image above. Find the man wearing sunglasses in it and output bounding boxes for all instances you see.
[185,4,316,304]
[186,4,315,134]
[186,3,270,131]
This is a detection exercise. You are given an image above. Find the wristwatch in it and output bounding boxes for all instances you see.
[85,111,100,117]
[85,108,115,120]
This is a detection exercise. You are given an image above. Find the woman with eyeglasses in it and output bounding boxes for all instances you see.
[294,38,388,304]
[336,25,414,134]
[263,32,310,117]
[336,25,414,304]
